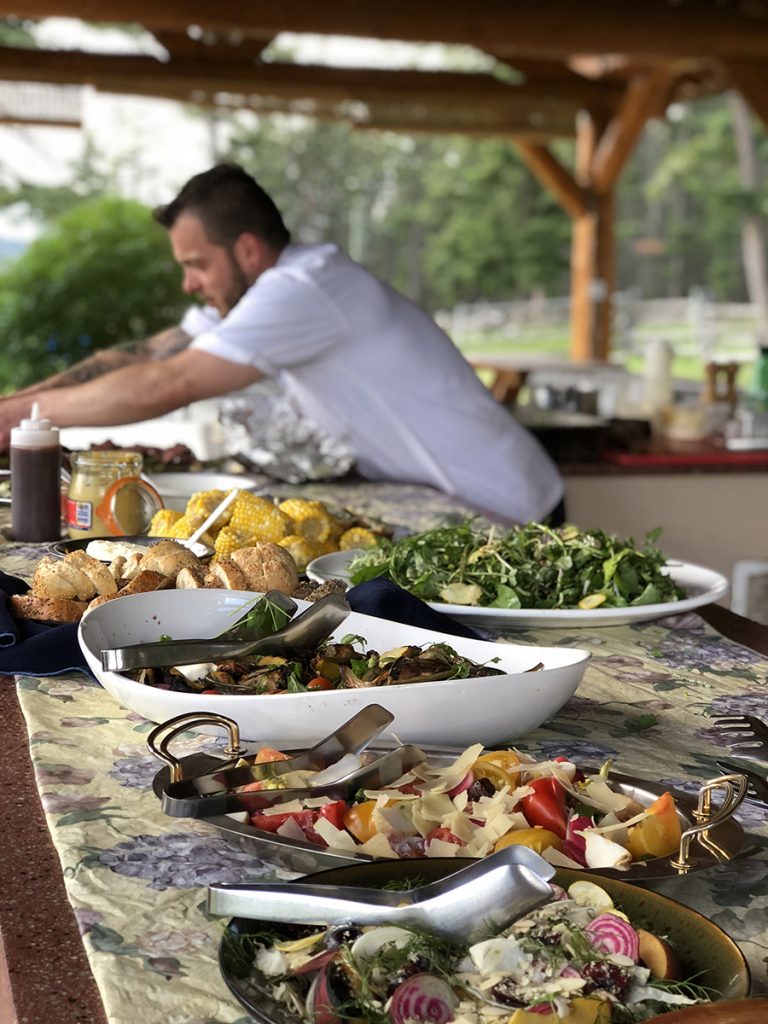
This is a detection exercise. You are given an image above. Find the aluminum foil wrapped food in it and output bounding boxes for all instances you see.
[218,381,355,484]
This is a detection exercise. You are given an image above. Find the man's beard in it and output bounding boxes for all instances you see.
[218,252,250,315]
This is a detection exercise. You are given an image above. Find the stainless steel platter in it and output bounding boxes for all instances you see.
[149,713,750,881]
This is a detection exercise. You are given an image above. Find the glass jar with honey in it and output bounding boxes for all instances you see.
[65,450,164,539]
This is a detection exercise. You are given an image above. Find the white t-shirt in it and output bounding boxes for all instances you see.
[184,244,563,522]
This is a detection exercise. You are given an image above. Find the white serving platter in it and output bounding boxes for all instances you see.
[78,589,590,745]
[306,550,730,629]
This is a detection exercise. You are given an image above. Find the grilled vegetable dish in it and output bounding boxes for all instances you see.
[127,637,505,695]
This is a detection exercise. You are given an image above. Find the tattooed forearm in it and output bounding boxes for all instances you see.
[22,326,192,392]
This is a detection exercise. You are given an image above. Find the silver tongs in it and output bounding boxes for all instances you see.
[208,845,556,944]
[101,592,350,672]
[161,742,427,819]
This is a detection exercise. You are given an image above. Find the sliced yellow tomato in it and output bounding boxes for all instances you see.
[509,997,610,1024]
[627,792,682,860]
[578,593,607,610]
[343,800,379,843]
[494,827,563,856]
[474,749,522,788]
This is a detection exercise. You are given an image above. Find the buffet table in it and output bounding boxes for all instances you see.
[1,484,768,1024]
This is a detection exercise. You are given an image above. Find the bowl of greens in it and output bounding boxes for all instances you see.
[308,524,729,629]
[218,859,750,1024]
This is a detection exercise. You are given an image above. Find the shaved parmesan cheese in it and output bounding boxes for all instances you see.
[542,847,584,869]
[358,833,397,858]
[426,838,463,857]
[312,816,359,851]
[261,799,304,815]
[275,817,308,843]
[583,831,633,870]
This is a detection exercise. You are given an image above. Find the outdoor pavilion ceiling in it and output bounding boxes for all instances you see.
[2,0,768,360]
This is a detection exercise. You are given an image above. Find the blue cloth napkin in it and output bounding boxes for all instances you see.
[0,570,90,676]
[0,573,483,678]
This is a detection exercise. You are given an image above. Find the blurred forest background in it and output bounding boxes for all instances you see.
[1,19,768,390]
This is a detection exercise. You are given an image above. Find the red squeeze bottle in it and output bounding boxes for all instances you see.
[10,402,62,542]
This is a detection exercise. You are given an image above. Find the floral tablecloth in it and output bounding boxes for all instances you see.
[2,485,768,1024]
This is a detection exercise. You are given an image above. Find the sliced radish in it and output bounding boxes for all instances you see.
[586,913,639,961]
[447,771,474,798]
[307,965,344,1024]
[389,973,459,1024]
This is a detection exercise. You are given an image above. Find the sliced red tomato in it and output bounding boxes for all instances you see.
[249,809,316,834]
[425,827,463,847]
[520,777,568,839]
[316,800,347,831]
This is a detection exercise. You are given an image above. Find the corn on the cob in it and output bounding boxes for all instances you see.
[230,493,292,543]
[277,498,335,542]
[338,527,380,550]
[278,534,328,572]
[148,508,184,536]
[186,489,234,523]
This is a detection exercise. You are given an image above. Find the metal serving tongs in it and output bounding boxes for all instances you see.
[208,844,556,944]
[101,592,351,672]
[147,704,417,814]
[160,741,427,820]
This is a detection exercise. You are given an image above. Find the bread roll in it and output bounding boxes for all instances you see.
[176,565,207,589]
[66,550,118,596]
[230,543,299,595]
[86,569,173,611]
[141,540,202,577]
[206,559,249,590]
[32,555,94,601]
[11,594,87,624]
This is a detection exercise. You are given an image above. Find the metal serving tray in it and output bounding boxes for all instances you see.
[150,712,750,880]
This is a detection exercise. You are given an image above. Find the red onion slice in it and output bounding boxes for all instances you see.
[389,973,459,1024]
[586,913,640,961]
[447,771,474,798]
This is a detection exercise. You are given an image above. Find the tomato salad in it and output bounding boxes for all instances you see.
[228,745,683,869]
[230,878,709,1024]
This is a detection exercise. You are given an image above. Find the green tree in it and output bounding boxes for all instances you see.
[0,195,185,390]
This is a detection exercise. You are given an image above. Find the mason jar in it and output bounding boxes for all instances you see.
[65,450,164,539]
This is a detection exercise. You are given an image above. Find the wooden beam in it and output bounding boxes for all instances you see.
[726,60,768,132]
[0,115,80,126]
[590,67,673,194]
[0,45,602,110]
[513,140,588,218]
[4,1,768,59]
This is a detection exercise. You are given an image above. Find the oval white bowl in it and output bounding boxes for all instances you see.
[78,589,591,745]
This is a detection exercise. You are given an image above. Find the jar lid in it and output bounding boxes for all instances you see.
[95,477,164,536]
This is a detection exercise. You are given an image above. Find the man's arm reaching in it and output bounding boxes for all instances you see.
[0,347,264,450]
[15,326,193,393]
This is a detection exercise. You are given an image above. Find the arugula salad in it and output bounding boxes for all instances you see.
[225,878,710,1024]
[348,523,685,610]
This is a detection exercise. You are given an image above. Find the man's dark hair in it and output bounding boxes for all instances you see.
[154,164,291,250]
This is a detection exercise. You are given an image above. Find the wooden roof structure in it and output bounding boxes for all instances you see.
[2,0,768,360]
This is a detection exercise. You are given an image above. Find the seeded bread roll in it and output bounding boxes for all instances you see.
[85,569,173,612]
[66,550,118,596]
[32,555,95,601]
[206,559,249,590]
[11,594,87,624]
[141,540,202,578]
[230,543,299,595]
[121,552,146,581]
[176,565,208,589]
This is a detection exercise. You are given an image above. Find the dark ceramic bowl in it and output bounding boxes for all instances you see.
[218,859,750,1024]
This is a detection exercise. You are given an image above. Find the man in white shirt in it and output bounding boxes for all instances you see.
[0,164,563,524]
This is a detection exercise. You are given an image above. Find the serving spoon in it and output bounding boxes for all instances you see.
[208,844,556,945]
[100,592,351,672]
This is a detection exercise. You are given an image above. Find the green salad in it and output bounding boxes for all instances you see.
[348,523,685,610]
